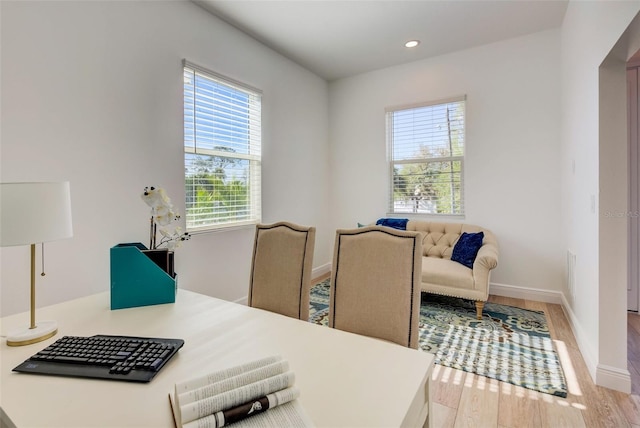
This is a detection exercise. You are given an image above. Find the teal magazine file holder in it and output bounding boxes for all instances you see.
[110,243,176,310]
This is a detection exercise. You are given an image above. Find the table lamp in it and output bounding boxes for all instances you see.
[1,182,73,346]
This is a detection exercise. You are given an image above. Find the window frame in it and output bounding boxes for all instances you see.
[386,96,466,217]
[183,60,262,233]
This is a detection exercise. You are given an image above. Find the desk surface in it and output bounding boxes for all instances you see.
[0,289,433,428]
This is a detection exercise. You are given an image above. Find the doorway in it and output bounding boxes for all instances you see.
[629,50,640,312]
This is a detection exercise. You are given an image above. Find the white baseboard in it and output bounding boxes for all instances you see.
[596,364,632,393]
[559,292,630,393]
[233,295,248,306]
[491,282,631,392]
[490,282,563,304]
[559,293,598,382]
[312,263,331,280]
[493,283,632,393]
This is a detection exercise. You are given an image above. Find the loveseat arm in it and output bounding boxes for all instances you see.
[472,242,499,295]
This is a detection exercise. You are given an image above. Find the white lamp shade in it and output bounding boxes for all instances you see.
[0,182,73,247]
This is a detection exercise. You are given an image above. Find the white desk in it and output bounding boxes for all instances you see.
[0,289,433,427]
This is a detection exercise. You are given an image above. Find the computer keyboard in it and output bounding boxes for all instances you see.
[12,334,184,382]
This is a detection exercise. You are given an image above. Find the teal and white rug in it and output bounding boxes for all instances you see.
[309,278,567,397]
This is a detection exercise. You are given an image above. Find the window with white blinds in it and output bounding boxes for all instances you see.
[183,60,262,231]
[387,96,465,216]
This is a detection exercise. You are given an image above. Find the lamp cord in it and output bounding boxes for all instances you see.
[41,243,46,277]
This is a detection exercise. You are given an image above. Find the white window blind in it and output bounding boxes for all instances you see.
[387,96,465,216]
[183,60,262,231]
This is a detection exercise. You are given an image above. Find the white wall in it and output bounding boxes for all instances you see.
[328,29,563,294]
[0,0,331,317]
[6,0,640,395]
[560,0,640,392]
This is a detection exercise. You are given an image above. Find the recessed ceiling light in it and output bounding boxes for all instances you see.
[404,40,420,48]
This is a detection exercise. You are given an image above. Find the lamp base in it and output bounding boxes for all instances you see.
[6,321,58,346]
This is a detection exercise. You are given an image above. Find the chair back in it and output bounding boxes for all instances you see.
[249,222,316,320]
[329,226,422,348]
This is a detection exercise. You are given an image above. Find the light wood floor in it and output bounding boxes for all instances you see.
[430,295,640,427]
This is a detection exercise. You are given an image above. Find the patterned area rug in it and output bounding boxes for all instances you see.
[309,278,567,397]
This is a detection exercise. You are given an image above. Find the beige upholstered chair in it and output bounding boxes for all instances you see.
[328,226,423,349]
[248,222,316,320]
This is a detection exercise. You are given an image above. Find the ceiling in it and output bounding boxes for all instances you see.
[194,0,569,81]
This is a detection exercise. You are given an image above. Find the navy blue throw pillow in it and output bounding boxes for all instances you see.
[375,218,409,230]
[451,232,484,269]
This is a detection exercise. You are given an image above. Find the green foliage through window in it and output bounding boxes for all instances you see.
[387,98,465,215]
[183,61,262,231]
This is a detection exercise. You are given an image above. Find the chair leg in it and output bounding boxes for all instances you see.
[475,301,484,320]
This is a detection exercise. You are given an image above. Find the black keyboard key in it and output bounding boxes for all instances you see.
[150,358,164,370]
[53,356,90,363]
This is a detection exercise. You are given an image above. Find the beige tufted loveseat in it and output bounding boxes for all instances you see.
[405,220,499,319]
